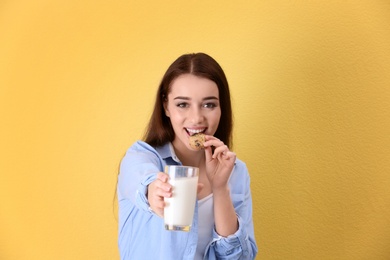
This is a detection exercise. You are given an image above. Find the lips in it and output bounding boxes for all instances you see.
[185,128,206,136]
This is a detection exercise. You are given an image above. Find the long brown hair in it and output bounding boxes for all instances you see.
[143,53,233,148]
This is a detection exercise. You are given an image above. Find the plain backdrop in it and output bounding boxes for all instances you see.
[1,1,390,259]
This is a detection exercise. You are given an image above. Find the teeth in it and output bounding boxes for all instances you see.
[186,128,205,135]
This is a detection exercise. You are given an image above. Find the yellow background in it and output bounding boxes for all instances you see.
[1,1,390,259]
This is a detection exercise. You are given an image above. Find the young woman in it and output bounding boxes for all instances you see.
[117,53,257,259]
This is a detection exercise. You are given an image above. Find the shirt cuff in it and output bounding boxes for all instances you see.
[208,215,250,258]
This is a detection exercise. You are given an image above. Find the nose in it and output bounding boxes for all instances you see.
[189,106,204,123]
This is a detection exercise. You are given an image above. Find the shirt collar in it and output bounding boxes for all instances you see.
[155,142,181,163]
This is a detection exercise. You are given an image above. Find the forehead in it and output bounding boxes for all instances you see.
[169,74,219,98]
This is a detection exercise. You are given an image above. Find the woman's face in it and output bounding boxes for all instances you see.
[164,74,221,151]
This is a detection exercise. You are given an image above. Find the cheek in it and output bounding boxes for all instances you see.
[169,109,182,119]
[168,110,185,125]
[211,110,221,127]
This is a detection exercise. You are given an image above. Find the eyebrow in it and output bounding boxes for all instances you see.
[173,96,219,101]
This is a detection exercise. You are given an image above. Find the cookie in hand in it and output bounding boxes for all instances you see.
[189,133,206,151]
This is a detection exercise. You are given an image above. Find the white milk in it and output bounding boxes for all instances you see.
[164,176,198,229]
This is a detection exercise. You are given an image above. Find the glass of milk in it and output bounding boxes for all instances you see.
[164,165,199,231]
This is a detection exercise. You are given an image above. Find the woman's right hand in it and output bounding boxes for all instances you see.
[148,172,204,218]
[147,172,172,217]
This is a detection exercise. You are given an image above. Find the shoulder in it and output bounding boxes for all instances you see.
[229,157,251,190]
[121,141,165,166]
[125,140,168,157]
[127,140,157,153]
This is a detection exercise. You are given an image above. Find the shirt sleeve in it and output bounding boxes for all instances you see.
[204,163,258,260]
[117,141,164,213]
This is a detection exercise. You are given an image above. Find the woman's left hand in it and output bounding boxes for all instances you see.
[203,135,236,191]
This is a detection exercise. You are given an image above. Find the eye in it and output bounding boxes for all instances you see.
[176,102,189,108]
[203,102,217,109]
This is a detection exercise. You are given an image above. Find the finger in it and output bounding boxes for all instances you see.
[151,196,165,210]
[203,135,223,148]
[148,195,165,217]
[217,152,236,167]
[156,172,172,193]
[148,184,168,218]
[204,145,214,163]
[204,135,217,141]
[222,151,236,160]
[148,179,171,211]
[203,140,224,149]
[157,183,172,198]
[212,144,229,158]
[157,172,169,182]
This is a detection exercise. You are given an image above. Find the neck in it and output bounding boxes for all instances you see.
[172,142,205,167]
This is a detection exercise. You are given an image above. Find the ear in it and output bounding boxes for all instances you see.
[163,100,170,117]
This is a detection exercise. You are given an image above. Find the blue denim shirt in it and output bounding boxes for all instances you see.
[117,141,258,260]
